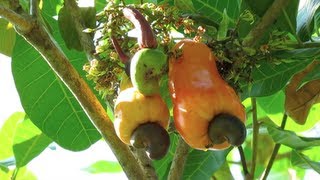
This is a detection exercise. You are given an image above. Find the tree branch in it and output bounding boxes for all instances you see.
[242,0,291,47]
[3,5,145,179]
[250,98,259,178]
[131,147,158,180]
[64,0,96,60]
[0,6,32,32]
[168,136,190,180]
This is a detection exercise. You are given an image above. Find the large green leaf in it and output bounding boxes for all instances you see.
[0,19,16,57]
[240,59,312,99]
[182,148,231,179]
[0,112,25,160]
[13,118,52,167]
[192,0,241,26]
[11,1,101,151]
[291,150,320,173]
[82,160,123,174]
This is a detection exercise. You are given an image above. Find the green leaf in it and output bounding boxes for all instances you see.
[257,90,285,114]
[192,0,241,26]
[211,162,233,179]
[174,0,195,12]
[95,0,107,11]
[276,0,299,34]
[217,9,229,41]
[273,48,320,59]
[245,0,298,34]
[0,164,10,180]
[11,2,101,151]
[240,59,313,99]
[291,150,320,173]
[13,118,52,167]
[58,6,96,51]
[0,112,25,160]
[82,160,123,174]
[265,122,320,150]
[182,148,231,179]
[298,63,320,89]
[0,19,16,57]
[244,0,273,17]
[297,0,320,42]
[153,133,179,179]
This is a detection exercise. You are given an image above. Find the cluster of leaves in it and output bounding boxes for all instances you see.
[1,0,320,179]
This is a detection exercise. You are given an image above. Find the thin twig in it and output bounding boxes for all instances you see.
[261,113,288,180]
[0,6,32,31]
[168,136,190,180]
[238,146,249,176]
[242,0,291,47]
[64,0,96,60]
[250,98,259,178]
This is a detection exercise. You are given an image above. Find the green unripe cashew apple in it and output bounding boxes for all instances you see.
[130,48,167,96]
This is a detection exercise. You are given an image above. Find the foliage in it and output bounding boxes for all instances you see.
[1,0,320,179]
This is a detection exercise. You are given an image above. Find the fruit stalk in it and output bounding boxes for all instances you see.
[122,7,158,49]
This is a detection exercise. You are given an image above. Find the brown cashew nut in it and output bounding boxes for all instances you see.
[131,122,170,160]
[122,7,158,49]
[208,114,247,147]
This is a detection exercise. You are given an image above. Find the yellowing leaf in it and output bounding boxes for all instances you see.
[285,61,320,124]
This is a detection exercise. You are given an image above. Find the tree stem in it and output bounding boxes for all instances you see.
[0,6,32,31]
[168,136,190,180]
[242,0,291,47]
[250,98,259,178]
[261,114,288,180]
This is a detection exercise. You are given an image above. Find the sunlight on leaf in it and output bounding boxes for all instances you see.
[82,160,123,174]
[285,61,320,125]
[0,112,25,160]
[297,0,320,41]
